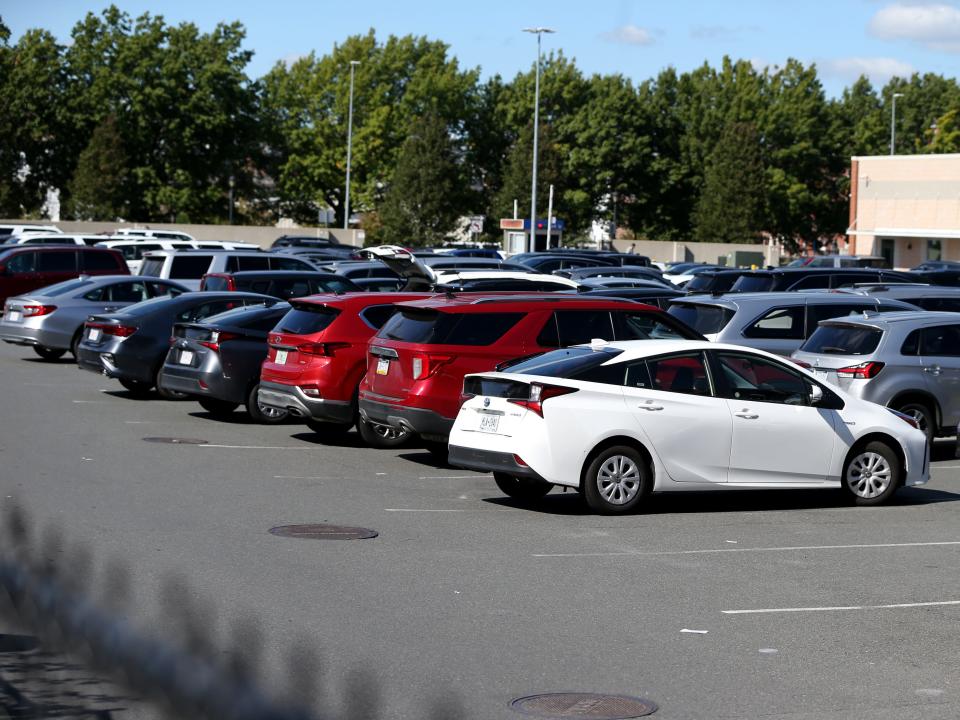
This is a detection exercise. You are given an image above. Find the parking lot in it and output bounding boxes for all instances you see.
[1,340,959,720]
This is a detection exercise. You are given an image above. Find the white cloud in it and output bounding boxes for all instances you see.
[869,2,960,52]
[821,56,916,83]
[691,25,760,40]
[600,24,655,46]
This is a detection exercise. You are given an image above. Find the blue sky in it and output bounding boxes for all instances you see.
[4,1,960,96]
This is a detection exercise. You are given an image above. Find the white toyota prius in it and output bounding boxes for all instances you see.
[448,340,929,513]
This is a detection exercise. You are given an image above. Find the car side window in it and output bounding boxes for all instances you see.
[170,255,213,279]
[920,325,960,356]
[81,251,120,271]
[82,286,107,302]
[146,281,181,298]
[109,281,148,303]
[360,305,399,330]
[271,256,312,271]
[788,275,830,290]
[715,352,812,405]
[39,251,77,272]
[553,310,615,346]
[623,361,653,389]
[234,256,270,271]
[7,252,37,273]
[613,311,685,340]
[743,306,805,340]
[645,353,712,396]
[178,300,236,322]
[901,329,920,356]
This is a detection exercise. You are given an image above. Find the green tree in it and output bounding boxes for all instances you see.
[377,111,465,245]
[491,123,563,230]
[694,122,765,243]
[66,115,128,220]
[924,108,960,152]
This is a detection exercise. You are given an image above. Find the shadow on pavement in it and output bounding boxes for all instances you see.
[289,430,368,449]
[396,450,453,470]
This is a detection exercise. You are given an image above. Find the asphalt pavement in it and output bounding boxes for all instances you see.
[1,342,959,720]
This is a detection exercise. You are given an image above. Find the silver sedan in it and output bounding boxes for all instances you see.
[0,275,188,360]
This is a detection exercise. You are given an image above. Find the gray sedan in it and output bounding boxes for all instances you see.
[0,275,188,360]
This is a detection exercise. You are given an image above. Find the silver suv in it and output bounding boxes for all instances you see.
[139,250,315,290]
[791,310,960,438]
[667,292,915,355]
[838,283,960,312]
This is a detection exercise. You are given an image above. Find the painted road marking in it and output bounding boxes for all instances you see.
[533,540,960,558]
[722,600,960,615]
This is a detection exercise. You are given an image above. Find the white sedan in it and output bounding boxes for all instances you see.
[448,340,929,513]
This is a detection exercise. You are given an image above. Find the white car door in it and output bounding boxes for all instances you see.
[621,351,732,484]
[714,350,839,484]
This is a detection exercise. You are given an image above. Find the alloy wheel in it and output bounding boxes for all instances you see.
[845,451,892,499]
[596,455,642,505]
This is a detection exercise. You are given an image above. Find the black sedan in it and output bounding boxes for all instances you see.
[76,291,277,398]
[158,302,291,423]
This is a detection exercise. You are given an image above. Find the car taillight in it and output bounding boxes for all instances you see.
[199,331,240,352]
[86,322,136,337]
[791,358,811,369]
[886,408,920,430]
[836,361,884,379]
[507,382,579,418]
[21,304,56,317]
[412,353,453,380]
[297,341,350,356]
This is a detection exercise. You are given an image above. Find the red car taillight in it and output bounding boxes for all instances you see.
[22,304,56,317]
[507,382,579,418]
[87,322,137,337]
[297,341,350,357]
[412,353,453,379]
[199,331,240,352]
[836,361,884,379]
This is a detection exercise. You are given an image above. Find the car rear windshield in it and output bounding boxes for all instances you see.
[801,324,883,355]
[498,346,625,377]
[730,274,775,292]
[275,304,340,334]
[33,278,96,297]
[667,303,734,335]
[203,276,230,291]
[378,309,524,345]
[139,258,164,277]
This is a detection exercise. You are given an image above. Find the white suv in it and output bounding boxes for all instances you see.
[138,250,316,290]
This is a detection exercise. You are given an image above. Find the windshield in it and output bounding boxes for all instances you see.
[730,274,775,292]
[800,324,883,355]
[275,304,340,334]
[140,258,164,277]
[667,303,734,335]
[379,309,523,345]
[499,346,625,377]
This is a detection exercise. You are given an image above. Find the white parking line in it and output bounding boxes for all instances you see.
[723,600,960,615]
[533,540,960,558]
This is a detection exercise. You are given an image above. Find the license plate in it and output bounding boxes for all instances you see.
[376,357,390,375]
[178,350,194,365]
[479,413,500,433]
[275,349,288,364]
[87,328,101,342]
[6,311,21,322]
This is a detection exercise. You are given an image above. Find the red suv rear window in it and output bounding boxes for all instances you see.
[276,304,340,334]
[378,308,523,346]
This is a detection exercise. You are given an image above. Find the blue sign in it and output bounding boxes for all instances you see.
[523,218,565,232]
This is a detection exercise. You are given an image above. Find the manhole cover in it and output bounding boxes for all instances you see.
[269,524,378,540]
[142,437,208,445]
[510,693,657,719]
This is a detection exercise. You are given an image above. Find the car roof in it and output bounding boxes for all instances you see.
[676,291,911,309]
[741,267,910,276]
[393,293,648,313]
[141,249,265,257]
[817,310,960,329]
[207,270,345,278]
[843,283,960,296]
[290,291,433,309]
[434,270,577,284]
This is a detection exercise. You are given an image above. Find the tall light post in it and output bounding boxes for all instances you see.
[890,92,904,156]
[343,60,361,230]
[522,27,554,253]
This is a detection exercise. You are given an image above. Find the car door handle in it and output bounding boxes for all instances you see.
[638,403,664,411]
[924,365,942,375]
[734,411,759,419]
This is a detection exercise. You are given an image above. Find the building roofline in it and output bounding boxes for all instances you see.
[851,153,960,161]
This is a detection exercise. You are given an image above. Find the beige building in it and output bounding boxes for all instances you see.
[847,153,960,269]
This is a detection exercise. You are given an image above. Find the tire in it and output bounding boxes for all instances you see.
[842,440,902,506]
[306,418,352,437]
[70,330,83,357]
[155,367,188,400]
[33,345,66,361]
[119,377,153,398]
[356,418,411,448]
[197,397,239,418]
[493,472,552,502]
[246,383,288,424]
[891,400,935,441]
[582,445,650,514]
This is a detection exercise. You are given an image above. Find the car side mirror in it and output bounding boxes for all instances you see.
[809,384,824,406]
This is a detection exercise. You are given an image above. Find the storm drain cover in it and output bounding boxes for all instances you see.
[269,524,378,540]
[510,693,657,719]
[142,437,209,445]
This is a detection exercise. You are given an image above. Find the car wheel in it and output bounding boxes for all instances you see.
[118,377,153,397]
[582,445,650,514]
[842,440,901,506]
[197,397,239,418]
[70,330,83,357]
[356,418,410,448]
[33,345,66,361]
[892,400,934,441]
[493,472,551,502]
[155,368,188,400]
[246,383,288,424]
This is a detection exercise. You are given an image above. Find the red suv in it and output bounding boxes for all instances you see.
[258,292,430,445]
[358,294,704,451]
[0,246,128,304]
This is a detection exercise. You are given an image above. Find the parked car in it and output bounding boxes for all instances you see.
[95,239,196,273]
[1,276,187,360]
[0,224,62,238]
[786,255,889,269]
[112,228,196,243]
[138,250,315,290]
[199,270,360,298]
[433,247,504,259]
[509,253,618,274]
[681,269,754,295]
[839,283,960,312]
[258,292,431,445]
[663,264,724,286]
[448,340,928,512]
[553,249,653,267]
[270,246,356,264]
[0,246,129,305]
[792,310,960,440]
[730,267,915,292]
[76,291,277,398]
[554,266,666,283]
[313,260,401,280]
[433,272,579,293]
[6,233,106,247]
[575,287,686,310]
[358,294,704,451]
[351,277,405,292]
[576,277,669,291]
[667,292,915,355]
[270,235,352,255]
[159,303,292,423]
[912,260,960,272]
[358,246,534,291]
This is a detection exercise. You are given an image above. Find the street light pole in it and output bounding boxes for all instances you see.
[344,60,360,231]
[522,27,554,253]
[890,92,904,156]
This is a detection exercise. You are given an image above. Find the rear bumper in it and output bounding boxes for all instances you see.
[158,364,245,404]
[358,395,454,440]
[258,380,354,424]
[0,324,64,349]
[448,445,547,481]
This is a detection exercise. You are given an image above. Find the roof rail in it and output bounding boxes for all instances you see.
[470,294,633,305]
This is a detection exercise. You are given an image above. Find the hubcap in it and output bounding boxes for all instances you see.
[846,451,892,498]
[596,455,641,505]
